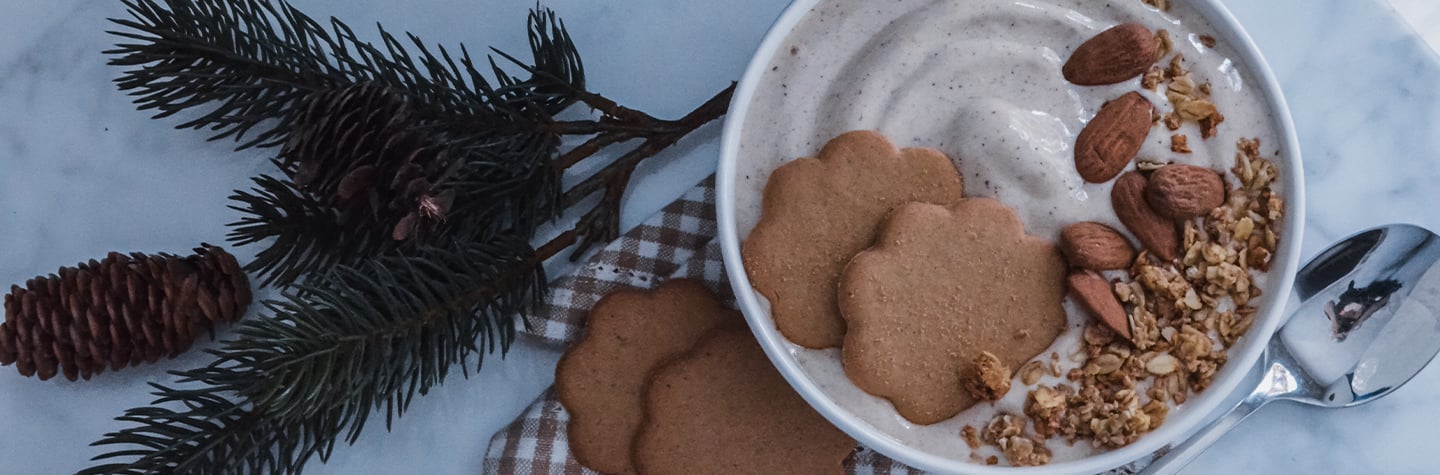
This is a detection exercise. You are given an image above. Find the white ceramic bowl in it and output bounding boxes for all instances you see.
[716,0,1306,473]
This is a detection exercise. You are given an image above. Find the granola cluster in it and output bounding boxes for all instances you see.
[964,351,1015,402]
[964,141,1283,462]
[1143,39,1226,141]
[979,414,1053,467]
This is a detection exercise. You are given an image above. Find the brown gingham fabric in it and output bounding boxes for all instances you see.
[483,175,1153,474]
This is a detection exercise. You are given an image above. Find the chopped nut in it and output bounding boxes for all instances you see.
[1143,0,1171,12]
[1001,436,1052,467]
[1019,360,1047,386]
[1182,288,1203,310]
[1084,324,1116,347]
[1025,386,1069,439]
[1160,54,1226,138]
[1198,35,1217,48]
[964,351,1013,401]
[1087,353,1124,375]
[1173,96,1219,122]
[1248,247,1272,271]
[1169,74,1196,95]
[1166,54,1186,79]
[982,414,1024,444]
[1199,112,1225,139]
[986,455,1000,465]
[1164,111,1182,130]
[1218,310,1255,347]
[961,425,982,449]
[1154,29,1173,61]
[1143,400,1170,429]
[1171,134,1191,153]
[1142,65,1165,90]
[1234,217,1254,240]
[1146,353,1180,375]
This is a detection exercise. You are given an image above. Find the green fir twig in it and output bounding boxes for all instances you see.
[82,0,734,473]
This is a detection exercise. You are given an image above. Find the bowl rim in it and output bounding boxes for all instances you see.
[715,0,1307,473]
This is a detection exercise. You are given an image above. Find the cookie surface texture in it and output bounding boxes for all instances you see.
[554,280,737,474]
[743,130,965,348]
[633,327,856,475]
[839,199,1067,424]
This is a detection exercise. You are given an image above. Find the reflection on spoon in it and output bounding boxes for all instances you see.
[1325,279,1402,341]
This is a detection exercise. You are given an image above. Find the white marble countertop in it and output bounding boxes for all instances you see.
[1,0,1438,473]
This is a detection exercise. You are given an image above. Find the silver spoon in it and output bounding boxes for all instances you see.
[1143,224,1440,474]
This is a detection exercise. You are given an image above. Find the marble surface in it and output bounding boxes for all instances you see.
[1389,0,1440,54]
[0,0,1436,474]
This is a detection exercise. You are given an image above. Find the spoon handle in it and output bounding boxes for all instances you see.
[1141,395,1268,475]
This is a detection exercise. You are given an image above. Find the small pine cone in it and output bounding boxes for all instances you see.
[281,83,456,240]
[0,244,251,381]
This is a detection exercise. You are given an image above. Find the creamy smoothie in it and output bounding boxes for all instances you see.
[735,0,1284,465]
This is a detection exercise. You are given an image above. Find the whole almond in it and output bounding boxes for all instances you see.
[1146,164,1225,219]
[1063,23,1158,86]
[1075,92,1154,183]
[1067,271,1132,341]
[1060,222,1137,270]
[1112,171,1179,262]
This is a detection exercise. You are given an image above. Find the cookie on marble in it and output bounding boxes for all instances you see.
[838,199,1067,424]
[555,279,738,474]
[743,130,965,348]
[633,327,856,474]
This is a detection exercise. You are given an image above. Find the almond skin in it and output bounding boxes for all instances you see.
[1067,271,1131,340]
[1112,171,1179,262]
[1063,23,1158,86]
[1146,164,1225,219]
[1060,222,1137,270]
[1075,92,1154,183]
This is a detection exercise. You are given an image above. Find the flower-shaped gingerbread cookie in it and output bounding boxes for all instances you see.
[555,280,737,474]
[634,327,856,474]
[839,199,1067,424]
[743,131,964,348]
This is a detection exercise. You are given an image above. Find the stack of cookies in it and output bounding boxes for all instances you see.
[554,280,856,474]
[742,131,1069,425]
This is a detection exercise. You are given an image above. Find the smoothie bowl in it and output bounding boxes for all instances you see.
[716,0,1305,473]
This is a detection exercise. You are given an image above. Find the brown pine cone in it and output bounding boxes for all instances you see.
[0,244,251,381]
[281,83,456,241]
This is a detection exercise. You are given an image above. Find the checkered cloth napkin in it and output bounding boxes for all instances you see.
[482,175,1152,474]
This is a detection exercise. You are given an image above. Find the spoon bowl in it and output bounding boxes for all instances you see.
[1145,224,1440,473]
[1282,224,1440,407]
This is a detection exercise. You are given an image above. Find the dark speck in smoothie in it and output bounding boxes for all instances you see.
[791,46,800,55]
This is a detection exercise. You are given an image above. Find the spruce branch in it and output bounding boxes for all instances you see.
[85,1,735,473]
[107,0,582,148]
[86,237,543,475]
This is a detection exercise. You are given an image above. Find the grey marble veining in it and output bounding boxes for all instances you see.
[0,0,1436,474]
